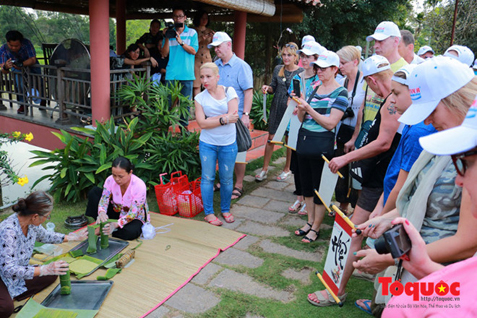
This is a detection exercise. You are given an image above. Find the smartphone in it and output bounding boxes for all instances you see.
[293,79,301,98]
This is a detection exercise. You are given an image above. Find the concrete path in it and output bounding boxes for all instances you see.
[145,158,327,318]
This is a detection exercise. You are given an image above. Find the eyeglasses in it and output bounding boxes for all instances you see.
[451,149,477,176]
[173,15,185,19]
[39,213,51,220]
[300,54,312,59]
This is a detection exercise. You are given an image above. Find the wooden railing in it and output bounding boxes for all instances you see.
[0,64,151,125]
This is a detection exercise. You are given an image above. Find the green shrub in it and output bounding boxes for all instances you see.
[251,90,272,131]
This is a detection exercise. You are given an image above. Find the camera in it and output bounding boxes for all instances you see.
[341,107,354,120]
[375,224,411,258]
[165,22,184,38]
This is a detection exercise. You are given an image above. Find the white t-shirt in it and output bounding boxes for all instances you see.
[338,75,366,127]
[195,86,238,146]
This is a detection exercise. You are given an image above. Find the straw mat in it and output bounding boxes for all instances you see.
[25,212,245,318]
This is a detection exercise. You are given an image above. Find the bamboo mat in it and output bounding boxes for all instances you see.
[21,212,245,318]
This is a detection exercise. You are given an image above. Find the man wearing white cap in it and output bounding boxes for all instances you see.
[208,31,253,199]
[311,55,401,307]
[352,21,407,153]
[444,44,475,67]
[398,30,424,65]
[417,45,435,59]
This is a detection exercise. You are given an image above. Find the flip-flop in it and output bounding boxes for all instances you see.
[231,187,243,200]
[307,290,347,307]
[297,204,307,215]
[223,213,235,223]
[355,299,373,315]
[205,216,223,226]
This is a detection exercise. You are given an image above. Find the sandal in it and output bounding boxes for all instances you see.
[355,299,372,315]
[205,216,223,226]
[288,200,303,213]
[297,204,307,215]
[255,170,268,182]
[276,170,292,182]
[213,183,221,192]
[223,213,235,223]
[231,187,243,200]
[294,222,312,236]
[302,229,320,243]
[308,289,347,307]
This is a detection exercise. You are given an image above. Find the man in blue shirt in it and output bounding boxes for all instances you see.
[162,7,198,128]
[209,32,253,199]
[0,30,44,114]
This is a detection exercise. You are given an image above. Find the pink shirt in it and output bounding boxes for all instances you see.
[98,174,150,228]
[383,256,477,317]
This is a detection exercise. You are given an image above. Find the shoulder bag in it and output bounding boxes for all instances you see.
[225,87,252,152]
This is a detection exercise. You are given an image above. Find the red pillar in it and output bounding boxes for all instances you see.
[116,0,126,54]
[233,11,247,59]
[89,0,110,124]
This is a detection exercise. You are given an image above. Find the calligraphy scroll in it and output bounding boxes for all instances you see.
[320,210,354,299]
[270,99,297,145]
[235,151,247,164]
[285,113,301,150]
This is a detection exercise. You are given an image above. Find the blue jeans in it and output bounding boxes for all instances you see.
[12,64,43,104]
[199,140,238,216]
[165,79,193,128]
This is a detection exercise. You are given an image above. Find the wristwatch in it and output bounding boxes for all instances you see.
[243,112,250,116]
[179,42,184,47]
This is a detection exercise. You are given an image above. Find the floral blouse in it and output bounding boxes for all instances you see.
[0,213,65,298]
[98,174,150,228]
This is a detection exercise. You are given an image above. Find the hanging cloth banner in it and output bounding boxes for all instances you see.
[270,99,298,146]
[316,205,356,306]
[285,113,301,150]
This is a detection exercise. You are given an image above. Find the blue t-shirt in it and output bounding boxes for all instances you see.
[216,54,253,116]
[383,121,437,204]
[164,26,198,81]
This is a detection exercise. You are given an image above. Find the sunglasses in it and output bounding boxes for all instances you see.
[314,65,330,71]
[451,149,477,176]
[285,44,298,49]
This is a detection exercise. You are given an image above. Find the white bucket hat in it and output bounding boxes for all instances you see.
[420,95,477,155]
[361,55,391,77]
[398,56,475,125]
[366,21,401,42]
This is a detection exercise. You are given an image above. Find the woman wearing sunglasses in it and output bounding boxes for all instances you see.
[352,56,477,315]
[0,191,87,317]
[382,96,477,316]
[256,42,302,182]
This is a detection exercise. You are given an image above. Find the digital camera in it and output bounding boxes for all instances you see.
[165,22,184,38]
[375,224,411,259]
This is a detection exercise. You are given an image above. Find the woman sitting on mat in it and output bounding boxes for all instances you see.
[195,62,239,226]
[0,191,86,317]
[85,156,150,240]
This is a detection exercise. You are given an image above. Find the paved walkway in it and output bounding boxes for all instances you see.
[145,157,333,318]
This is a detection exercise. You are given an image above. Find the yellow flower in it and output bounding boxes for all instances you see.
[25,133,34,142]
[17,176,29,186]
[12,131,21,138]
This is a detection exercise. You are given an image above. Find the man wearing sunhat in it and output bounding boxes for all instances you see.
[208,31,253,200]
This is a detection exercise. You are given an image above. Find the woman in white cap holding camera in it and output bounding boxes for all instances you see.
[353,56,477,315]
[382,95,477,317]
[293,50,349,244]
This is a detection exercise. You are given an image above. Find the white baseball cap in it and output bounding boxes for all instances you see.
[207,32,232,48]
[297,41,325,56]
[366,21,401,42]
[361,55,391,77]
[301,35,315,47]
[310,50,340,68]
[419,96,477,155]
[398,56,475,125]
[417,45,435,56]
[392,64,417,86]
[444,45,475,67]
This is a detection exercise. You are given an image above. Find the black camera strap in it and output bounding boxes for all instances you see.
[343,69,360,116]
[395,259,404,281]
